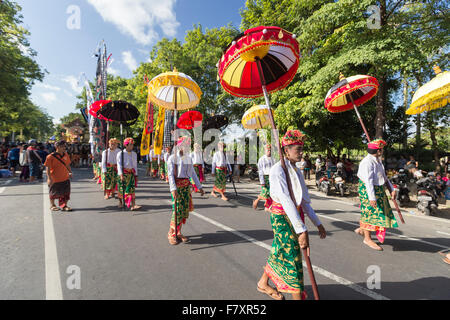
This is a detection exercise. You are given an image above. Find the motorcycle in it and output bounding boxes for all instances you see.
[332,170,346,197]
[248,164,259,181]
[391,169,410,207]
[416,175,439,216]
[315,166,331,195]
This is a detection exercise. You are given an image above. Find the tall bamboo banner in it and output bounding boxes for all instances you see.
[140,94,153,156]
[153,106,166,155]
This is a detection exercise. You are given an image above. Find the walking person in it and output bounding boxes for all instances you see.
[211,142,231,201]
[19,144,30,182]
[117,138,141,211]
[167,136,204,245]
[189,143,205,192]
[101,138,120,200]
[354,139,398,251]
[257,130,326,300]
[149,148,160,178]
[7,144,20,177]
[44,140,73,212]
[27,140,42,183]
[253,145,274,211]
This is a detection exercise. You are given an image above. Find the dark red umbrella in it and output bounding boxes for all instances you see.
[176,110,203,130]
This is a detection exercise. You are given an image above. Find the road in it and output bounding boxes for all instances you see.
[0,165,449,300]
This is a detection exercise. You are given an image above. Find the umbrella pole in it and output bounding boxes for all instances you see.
[256,58,320,300]
[121,123,125,211]
[348,95,371,142]
[173,87,178,244]
[104,122,109,197]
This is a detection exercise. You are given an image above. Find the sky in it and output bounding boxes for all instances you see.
[17,0,245,123]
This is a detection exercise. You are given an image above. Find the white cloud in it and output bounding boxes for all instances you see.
[35,83,61,91]
[62,75,82,93]
[63,89,74,97]
[87,0,179,45]
[41,92,58,103]
[122,51,138,72]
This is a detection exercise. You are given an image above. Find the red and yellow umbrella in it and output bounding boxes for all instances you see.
[325,73,379,141]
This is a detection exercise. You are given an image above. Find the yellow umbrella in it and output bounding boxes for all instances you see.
[241,105,274,130]
[406,65,450,115]
[147,68,202,111]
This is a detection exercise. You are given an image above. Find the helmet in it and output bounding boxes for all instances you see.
[28,139,37,145]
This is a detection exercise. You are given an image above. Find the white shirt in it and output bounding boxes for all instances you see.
[164,151,171,163]
[212,152,231,173]
[117,150,138,175]
[258,155,274,185]
[167,153,202,192]
[357,154,393,201]
[270,161,322,234]
[190,151,204,165]
[101,148,120,173]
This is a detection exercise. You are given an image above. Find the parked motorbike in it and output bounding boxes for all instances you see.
[332,170,346,197]
[248,165,259,181]
[315,166,331,195]
[391,169,410,207]
[416,175,439,216]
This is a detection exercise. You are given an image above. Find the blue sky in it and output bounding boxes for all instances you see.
[18,0,245,123]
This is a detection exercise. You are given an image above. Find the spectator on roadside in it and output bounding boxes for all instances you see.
[27,140,42,183]
[397,155,407,170]
[406,155,418,170]
[7,144,20,177]
[315,155,323,172]
[304,154,312,180]
[37,144,49,181]
[19,144,30,182]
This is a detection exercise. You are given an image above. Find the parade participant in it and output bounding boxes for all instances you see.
[19,144,30,182]
[354,139,398,251]
[164,145,172,183]
[167,136,204,245]
[101,138,120,200]
[44,140,73,212]
[189,143,204,192]
[257,130,326,300]
[117,138,141,211]
[149,148,160,178]
[159,149,166,180]
[253,145,274,211]
[27,140,42,183]
[211,142,231,201]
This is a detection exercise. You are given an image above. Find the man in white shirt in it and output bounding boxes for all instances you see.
[117,138,141,211]
[354,139,398,251]
[257,130,326,301]
[211,142,231,201]
[163,145,172,183]
[148,148,160,179]
[253,145,273,211]
[189,143,205,192]
[101,138,120,199]
[167,136,204,245]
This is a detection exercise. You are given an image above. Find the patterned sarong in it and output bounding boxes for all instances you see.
[358,180,398,243]
[159,160,165,180]
[213,167,227,193]
[264,201,307,298]
[170,178,194,231]
[260,175,272,209]
[151,158,158,177]
[118,169,136,208]
[49,179,71,209]
[102,164,117,197]
[190,164,203,192]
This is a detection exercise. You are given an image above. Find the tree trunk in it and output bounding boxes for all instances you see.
[402,74,408,150]
[375,75,387,139]
[425,112,441,173]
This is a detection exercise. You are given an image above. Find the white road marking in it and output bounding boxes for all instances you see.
[436,231,450,237]
[42,183,63,300]
[168,199,390,300]
[0,187,5,194]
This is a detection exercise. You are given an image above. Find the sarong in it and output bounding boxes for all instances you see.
[151,158,158,177]
[102,164,117,197]
[260,175,272,209]
[170,178,194,232]
[213,166,227,193]
[358,180,398,243]
[93,162,99,178]
[159,160,165,180]
[118,169,136,208]
[190,164,203,192]
[165,162,169,183]
[49,179,71,209]
[264,201,306,298]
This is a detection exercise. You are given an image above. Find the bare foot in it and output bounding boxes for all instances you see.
[253,199,259,210]
[131,205,142,211]
[211,192,218,198]
[354,228,364,236]
[363,239,383,251]
[221,195,229,201]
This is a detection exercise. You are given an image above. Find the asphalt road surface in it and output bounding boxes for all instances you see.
[1,165,449,300]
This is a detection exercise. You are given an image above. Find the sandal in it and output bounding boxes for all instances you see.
[131,205,142,211]
[62,207,73,212]
[177,234,190,243]
[50,206,60,212]
[257,285,284,300]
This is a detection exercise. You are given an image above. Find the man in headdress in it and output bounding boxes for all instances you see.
[167,136,204,245]
[117,138,141,211]
[101,138,120,199]
[257,130,326,300]
[253,144,274,211]
[211,142,231,201]
[148,147,160,178]
[354,139,398,251]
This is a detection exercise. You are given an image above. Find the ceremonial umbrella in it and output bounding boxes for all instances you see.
[218,25,319,300]
[147,68,202,243]
[325,73,379,141]
[177,110,203,130]
[406,65,449,115]
[241,105,273,130]
[203,115,229,131]
[97,100,140,209]
[89,100,113,121]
